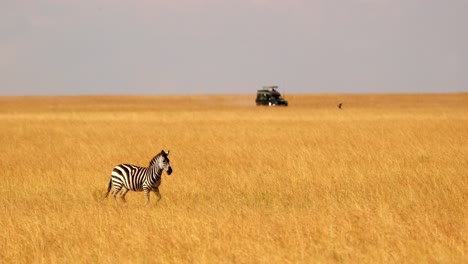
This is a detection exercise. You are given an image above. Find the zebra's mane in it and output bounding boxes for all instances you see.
[149,151,168,167]
[149,153,161,167]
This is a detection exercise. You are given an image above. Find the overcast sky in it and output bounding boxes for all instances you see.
[1,0,467,95]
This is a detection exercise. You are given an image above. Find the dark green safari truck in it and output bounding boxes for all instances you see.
[255,86,288,106]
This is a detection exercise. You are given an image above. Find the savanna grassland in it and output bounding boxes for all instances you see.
[0,94,466,263]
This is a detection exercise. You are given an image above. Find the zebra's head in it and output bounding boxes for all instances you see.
[159,150,172,175]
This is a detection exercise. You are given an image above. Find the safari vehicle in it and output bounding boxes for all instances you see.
[255,86,288,106]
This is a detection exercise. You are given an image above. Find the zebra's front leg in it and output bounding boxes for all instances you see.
[144,188,151,205]
[154,188,162,203]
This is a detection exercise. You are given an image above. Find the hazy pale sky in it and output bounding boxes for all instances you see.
[1,0,467,95]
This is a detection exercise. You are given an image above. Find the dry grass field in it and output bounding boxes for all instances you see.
[0,94,466,263]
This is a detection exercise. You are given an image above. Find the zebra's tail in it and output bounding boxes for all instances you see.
[104,178,112,198]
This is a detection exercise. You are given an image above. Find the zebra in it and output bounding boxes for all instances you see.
[104,150,173,204]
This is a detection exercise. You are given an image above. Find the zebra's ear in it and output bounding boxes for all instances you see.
[166,150,170,156]
[161,150,166,156]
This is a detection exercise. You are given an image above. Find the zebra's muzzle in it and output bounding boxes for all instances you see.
[167,167,173,175]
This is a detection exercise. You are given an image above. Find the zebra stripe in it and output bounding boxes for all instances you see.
[105,150,173,204]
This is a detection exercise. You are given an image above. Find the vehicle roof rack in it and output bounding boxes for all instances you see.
[262,86,278,89]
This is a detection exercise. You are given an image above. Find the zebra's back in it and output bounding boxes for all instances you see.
[111,164,148,191]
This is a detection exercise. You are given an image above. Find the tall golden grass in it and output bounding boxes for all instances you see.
[0,94,466,263]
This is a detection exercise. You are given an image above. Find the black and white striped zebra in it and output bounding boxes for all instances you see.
[105,150,173,204]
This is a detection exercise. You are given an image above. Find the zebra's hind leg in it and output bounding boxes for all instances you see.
[112,186,122,204]
[120,187,129,203]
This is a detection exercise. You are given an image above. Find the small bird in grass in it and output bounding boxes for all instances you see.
[338,103,343,109]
